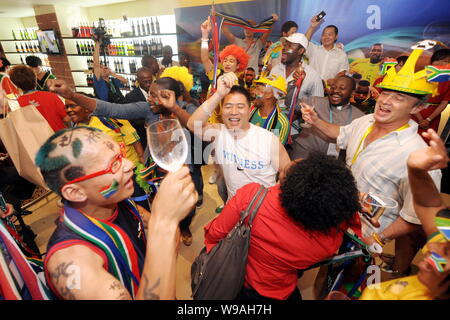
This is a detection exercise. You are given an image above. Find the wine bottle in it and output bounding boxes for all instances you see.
[20,43,25,53]
[20,56,24,64]
[15,43,19,52]
[157,38,163,56]
[152,39,157,56]
[12,30,16,40]
[146,18,151,36]
[76,41,81,55]
[131,21,136,37]
[155,17,160,34]
[150,17,155,35]
[141,19,146,36]
[137,20,141,36]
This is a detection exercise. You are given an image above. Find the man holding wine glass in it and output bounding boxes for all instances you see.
[300,41,442,277]
[187,71,291,201]
[35,127,197,299]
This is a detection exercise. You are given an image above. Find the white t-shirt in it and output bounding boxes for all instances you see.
[306,43,349,81]
[214,123,279,200]
[234,38,263,76]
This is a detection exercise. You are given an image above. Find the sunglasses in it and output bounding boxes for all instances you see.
[63,142,126,187]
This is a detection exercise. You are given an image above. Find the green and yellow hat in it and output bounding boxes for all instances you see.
[377,40,439,96]
[254,74,287,95]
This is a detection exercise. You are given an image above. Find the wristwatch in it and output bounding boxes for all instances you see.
[425,117,432,122]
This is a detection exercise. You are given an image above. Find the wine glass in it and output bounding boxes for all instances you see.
[146,119,188,172]
[299,102,315,128]
[361,194,398,228]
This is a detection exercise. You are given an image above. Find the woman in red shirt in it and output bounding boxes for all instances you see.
[204,153,362,300]
[9,65,69,132]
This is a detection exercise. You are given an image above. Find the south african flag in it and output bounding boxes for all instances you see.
[425,64,450,82]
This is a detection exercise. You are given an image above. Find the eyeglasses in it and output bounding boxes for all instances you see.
[63,142,126,187]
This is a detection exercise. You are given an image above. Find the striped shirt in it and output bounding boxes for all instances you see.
[337,114,442,237]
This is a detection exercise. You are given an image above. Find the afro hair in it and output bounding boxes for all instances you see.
[219,44,250,73]
[280,152,361,233]
[160,66,194,92]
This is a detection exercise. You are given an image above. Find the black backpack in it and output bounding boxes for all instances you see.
[191,185,268,300]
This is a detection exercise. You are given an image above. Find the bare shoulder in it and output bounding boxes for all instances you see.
[46,244,131,300]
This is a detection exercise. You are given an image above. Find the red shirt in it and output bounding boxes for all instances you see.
[18,91,67,132]
[204,183,361,300]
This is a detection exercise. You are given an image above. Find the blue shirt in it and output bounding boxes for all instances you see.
[93,75,124,102]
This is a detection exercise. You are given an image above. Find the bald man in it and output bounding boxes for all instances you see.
[125,67,154,146]
[36,127,196,299]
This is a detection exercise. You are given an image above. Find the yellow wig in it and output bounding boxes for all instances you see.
[160,66,194,93]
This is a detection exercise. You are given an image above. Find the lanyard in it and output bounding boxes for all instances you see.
[329,105,353,124]
[351,123,410,166]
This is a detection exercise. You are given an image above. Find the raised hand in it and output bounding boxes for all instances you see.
[156,89,177,110]
[300,102,319,125]
[407,129,449,171]
[200,17,212,38]
[216,72,238,98]
[47,79,75,99]
[151,166,197,224]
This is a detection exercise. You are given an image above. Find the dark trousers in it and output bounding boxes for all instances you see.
[179,164,204,234]
[236,286,302,301]
[0,166,36,212]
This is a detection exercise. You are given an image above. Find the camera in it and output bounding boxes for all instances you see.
[93,18,112,49]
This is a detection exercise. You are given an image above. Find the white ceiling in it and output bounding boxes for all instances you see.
[0,0,136,18]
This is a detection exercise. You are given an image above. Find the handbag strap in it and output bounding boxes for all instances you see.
[239,185,268,227]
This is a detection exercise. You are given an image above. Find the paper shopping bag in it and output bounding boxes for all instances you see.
[0,105,54,189]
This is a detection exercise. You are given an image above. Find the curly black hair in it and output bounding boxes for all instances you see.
[280,152,361,233]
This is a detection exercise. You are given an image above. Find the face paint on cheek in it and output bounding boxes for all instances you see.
[425,252,448,273]
[99,179,120,199]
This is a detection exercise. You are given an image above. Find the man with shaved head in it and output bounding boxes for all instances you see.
[125,67,155,147]
[36,127,197,299]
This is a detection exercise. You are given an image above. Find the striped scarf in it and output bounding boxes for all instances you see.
[250,103,279,131]
[287,75,305,144]
[215,12,276,33]
[62,200,145,298]
[97,117,125,136]
[0,220,53,300]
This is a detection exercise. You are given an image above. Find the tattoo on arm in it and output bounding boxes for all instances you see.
[141,275,161,300]
[49,261,77,300]
[109,280,131,300]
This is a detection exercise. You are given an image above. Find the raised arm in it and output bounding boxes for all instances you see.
[407,129,449,236]
[259,13,278,46]
[200,18,214,74]
[302,102,341,140]
[156,89,192,128]
[93,40,102,80]
[221,24,236,44]
[305,14,323,41]
[136,166,197,299]
[187,72,238,139]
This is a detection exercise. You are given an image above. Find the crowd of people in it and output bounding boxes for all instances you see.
[0,9,449,301]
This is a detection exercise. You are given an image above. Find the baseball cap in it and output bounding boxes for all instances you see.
[283,33,309,49]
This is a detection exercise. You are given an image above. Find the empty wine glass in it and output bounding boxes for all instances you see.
[146,119,188,172]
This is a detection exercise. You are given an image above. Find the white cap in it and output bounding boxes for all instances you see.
[283,33,309,49]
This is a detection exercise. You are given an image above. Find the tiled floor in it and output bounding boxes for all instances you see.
[21,165,448,300]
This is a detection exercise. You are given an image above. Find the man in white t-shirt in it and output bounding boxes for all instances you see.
[269,33,324,134]
[222,14,278,76]
[187,72,291,201]
[304,14,349,83]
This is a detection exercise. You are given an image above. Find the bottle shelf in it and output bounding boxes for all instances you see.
[66,53,178,58]
[1,39,39,42]
[3,51,45,54]
[72,70,136,76]
[62,33,176,40]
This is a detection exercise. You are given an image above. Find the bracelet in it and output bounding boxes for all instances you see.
[202,102,213,117]
[201,41,209,49]
[425,117,432,122]
[372,232,385,247]
[201,38,209,42]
